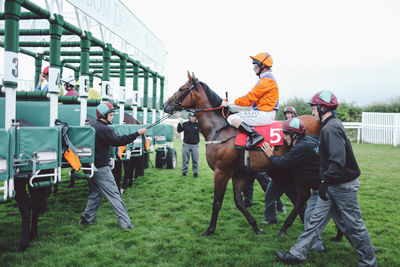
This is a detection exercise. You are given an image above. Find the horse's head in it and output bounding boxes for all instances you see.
[163,71,200,114]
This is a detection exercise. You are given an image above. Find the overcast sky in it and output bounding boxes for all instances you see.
[121,0,400,106]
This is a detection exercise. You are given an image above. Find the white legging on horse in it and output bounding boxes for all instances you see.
[227,110,276,127]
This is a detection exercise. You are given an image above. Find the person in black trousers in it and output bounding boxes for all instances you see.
[177,112,200,178]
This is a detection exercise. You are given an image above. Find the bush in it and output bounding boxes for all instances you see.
[276,97,312,120]
[336,101,362,122]
[363,96,400,113]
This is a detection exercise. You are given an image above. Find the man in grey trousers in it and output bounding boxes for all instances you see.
[80,102,147,230]
[177,112,200,178]
[275,91,377,266]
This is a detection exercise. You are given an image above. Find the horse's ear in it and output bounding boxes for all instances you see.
[187,71,193,84]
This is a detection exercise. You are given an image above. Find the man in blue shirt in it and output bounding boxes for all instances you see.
[35,66,49,92]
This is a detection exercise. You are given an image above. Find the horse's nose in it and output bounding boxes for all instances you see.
[163,103,171,113]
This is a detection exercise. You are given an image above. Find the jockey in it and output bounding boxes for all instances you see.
[283,106,296,120]
[221,51,279,149]
[62,76,79,96]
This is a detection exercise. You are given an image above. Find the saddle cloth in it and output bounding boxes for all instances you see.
[234,121,284,150]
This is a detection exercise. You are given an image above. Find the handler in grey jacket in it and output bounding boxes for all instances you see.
[275,91,377,267]
[80,102,147,230]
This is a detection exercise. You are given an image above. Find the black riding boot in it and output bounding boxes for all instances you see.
[238,122,264,149]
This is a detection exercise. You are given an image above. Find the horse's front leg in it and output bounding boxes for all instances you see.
[232,172,263,235]
[201,169,230,237]
[279,185,310,236]
[14,179,31,252]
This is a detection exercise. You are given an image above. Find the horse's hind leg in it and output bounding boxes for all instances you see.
[201,170,230,237]
[232,173,263,235]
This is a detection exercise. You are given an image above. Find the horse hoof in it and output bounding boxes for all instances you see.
[29,231,37,241]
[278,231,287,237]
[18,243,29,252]
[200,230,214,237]
[256,229,264,235]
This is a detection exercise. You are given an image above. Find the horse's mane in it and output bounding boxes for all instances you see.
[199,81,223,107]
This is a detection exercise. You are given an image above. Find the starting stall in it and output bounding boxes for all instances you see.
[0,0,175,204]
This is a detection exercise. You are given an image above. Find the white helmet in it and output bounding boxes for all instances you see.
[62,75,76,87]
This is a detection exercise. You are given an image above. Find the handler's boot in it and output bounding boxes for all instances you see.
[238,122,264,149]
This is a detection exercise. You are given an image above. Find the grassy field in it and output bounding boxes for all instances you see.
[0,140,399,266]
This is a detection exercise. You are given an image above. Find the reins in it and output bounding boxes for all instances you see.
[187,106,230,119]
[145,111,176,130]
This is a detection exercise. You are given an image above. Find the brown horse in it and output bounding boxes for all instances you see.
[163,72,321,236]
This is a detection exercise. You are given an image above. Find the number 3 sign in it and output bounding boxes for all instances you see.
[4,51,18,83]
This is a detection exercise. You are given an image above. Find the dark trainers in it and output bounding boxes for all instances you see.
[182,172,187,176]
[194,173,198,178]
[79,217,97,226]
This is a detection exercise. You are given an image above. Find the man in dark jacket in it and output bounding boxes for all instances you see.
[177,112,200,178]
[261,117,322,251]
[80,102,147,230]
[275,91,377,266]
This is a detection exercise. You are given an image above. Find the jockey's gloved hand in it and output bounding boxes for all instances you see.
[319,180,328,201]
[221,100,229,107]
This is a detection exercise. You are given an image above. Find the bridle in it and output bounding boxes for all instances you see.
[172,79,229,119]
[172,82,195,111]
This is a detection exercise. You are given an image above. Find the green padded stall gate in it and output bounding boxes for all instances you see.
[66,126,96,164]
[58,104,81,126]
[15,127,61,172]
[16,101,51,126]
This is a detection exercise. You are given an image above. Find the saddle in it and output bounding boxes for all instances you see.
[234,121,283,150]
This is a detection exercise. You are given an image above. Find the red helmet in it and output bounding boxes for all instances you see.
[42,66,49,74]
[309,90,338,110]
[96,102,115,118]
[282,118,305,135]
[283,106,296,115]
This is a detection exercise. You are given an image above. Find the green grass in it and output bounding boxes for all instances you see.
[1,140,399,266]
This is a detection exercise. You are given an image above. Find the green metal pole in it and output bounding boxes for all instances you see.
[89,73,94,88]
[48,14,63,127]
[152,72,158,110]
[143,67,149,108]
[118,54,127,124]
[3,0,21,131]
[74,69,79,81]
[143,67,149,123]
[34,53,43,86]
[101,44,112,101]
[131,61,140,119]
[160,77,165,110]
[79,31,92,125]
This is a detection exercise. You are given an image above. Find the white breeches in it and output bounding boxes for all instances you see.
[227,110,276,127]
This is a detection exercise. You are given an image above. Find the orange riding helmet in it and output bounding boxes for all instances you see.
[250,52,273,68]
